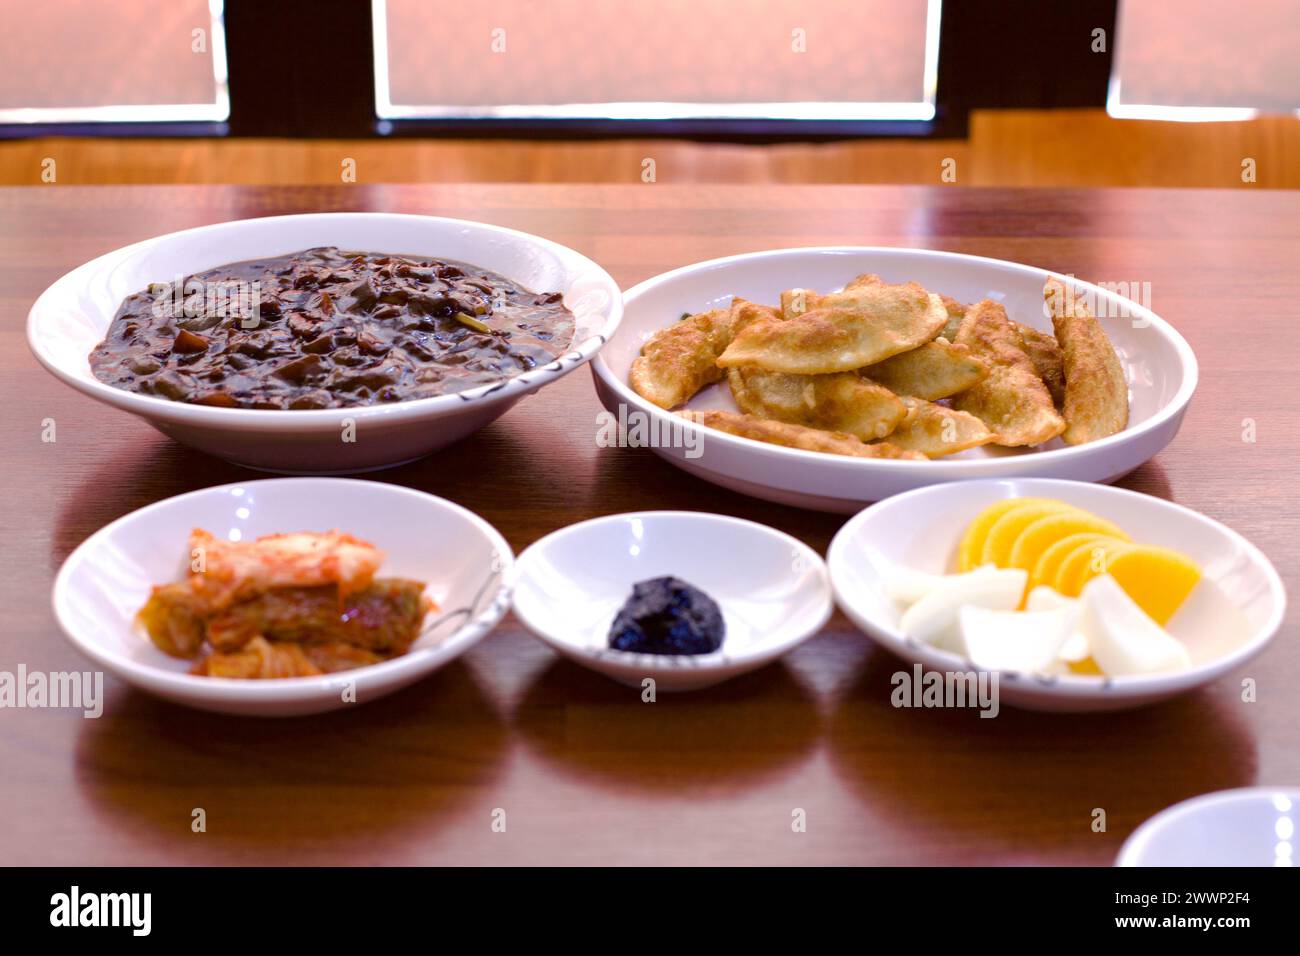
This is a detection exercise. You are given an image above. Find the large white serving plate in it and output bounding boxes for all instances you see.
[827,478,1285,713]
[592,247,1197,512]
[29,213,622,472]
[52,478,514,716]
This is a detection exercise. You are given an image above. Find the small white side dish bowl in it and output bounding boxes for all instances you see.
[513,511,833,691]
[592,246,1197,512]
[827,478,1285,712]
[52,478,514,717]
[29,212,622,472]
[1117,788,1300,866]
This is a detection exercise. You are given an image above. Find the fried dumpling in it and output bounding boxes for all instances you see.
[1044,277,1128,445]
[937,295,1060,400]
[718,280,948,375]
[950,300,1067,446]
[727,367,907,441]
[629,308,733,409]
[843,273,885,292]
[729,297,782,332]
[780,273,885,320]
[1014,322,1066,408]
[938,294,968,341]
[678,409,925,460]
[861,338,988,400]
[629,299,779,409]
[780,286,815,320]
[880,396,995,458]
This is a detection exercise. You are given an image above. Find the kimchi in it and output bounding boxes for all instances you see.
[137,529,434,679]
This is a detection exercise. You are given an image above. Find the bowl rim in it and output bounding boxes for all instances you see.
[826,477,1287,699]
[513,509,833,669]
[27,211,624,432]
[592,244,1199,474]
[1116,786,1300,866]
[51,477,516,702]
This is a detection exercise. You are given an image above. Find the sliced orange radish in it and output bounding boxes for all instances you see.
[1103,545,1202,625]
[956,498,1053,572]
[1008,511,1130,574]
[1056,537,1131,597]
[980,500,1082,568]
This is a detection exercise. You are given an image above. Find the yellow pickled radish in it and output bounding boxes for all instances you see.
[1070,540,1154,597]
[957,497,1201,627]
[981,501,1082,569]
[1103,545,1202,625]
[1031,532,1112,591]
[1068,657,1104,676]
[1008,511,1131,574]
[1055,537,1131,597]
[957,498,1054,572]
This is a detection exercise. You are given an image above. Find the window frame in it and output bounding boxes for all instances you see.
[0,0,1119,141]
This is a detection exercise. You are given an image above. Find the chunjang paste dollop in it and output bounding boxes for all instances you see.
[607,576,725,655]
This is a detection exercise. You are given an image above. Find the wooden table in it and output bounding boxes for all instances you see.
[1,184,1296,866]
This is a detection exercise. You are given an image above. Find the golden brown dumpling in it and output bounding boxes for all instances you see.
[950,300,1066,446]
[717,280,948,375]
[727,367,907,441]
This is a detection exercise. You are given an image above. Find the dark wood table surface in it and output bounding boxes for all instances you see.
[1,183,1296,866]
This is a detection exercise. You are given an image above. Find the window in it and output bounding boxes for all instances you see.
[0,0,228,123]
[1109,0,1300,120]
[375,0,940,122]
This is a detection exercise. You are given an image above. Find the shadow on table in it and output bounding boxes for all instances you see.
[586,443,849,547]
[823,647,1257,855]
[511,656,821,793]
[73,659,508,857]
[49,437,256,570]
[584,447,1178,554]
[49,413,583,572]
[1113,458,1174,502]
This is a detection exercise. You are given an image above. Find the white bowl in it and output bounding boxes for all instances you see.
[512,511,833,691]
[827,478,1285,712]
[1118,788,1300,866]
[592,246,1197,513]
[29,213,622,472]
[52,478,514,716]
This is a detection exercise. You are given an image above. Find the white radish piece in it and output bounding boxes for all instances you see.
[898,568,1028,651]
[1025,585,1090,667]
[959,605,1076,673]
[1079,574,1192,676]
[883,562,998,605]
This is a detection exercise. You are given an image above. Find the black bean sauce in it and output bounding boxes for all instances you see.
[607,576,725,655]
[89,247,575,409]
